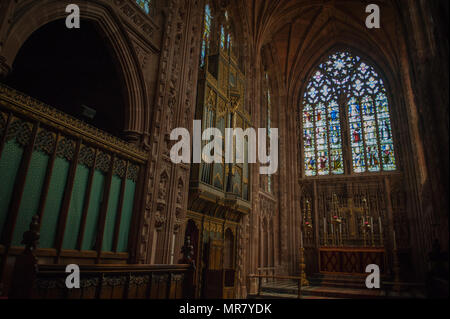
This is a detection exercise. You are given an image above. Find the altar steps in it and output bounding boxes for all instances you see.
[254,274,384,299]
[308,273,371,289]
[251,273,426,299]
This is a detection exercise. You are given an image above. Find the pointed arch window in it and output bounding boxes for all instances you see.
[302,51,396,176]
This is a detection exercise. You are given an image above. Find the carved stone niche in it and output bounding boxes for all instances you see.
[173,206,184,234]
[156,201,166,213]
[163,133,172,155]
[154,210,166,231]
[176,179,184,206]
[158,171,169,201]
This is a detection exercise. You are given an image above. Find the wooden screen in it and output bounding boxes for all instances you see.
[0,84,147,263]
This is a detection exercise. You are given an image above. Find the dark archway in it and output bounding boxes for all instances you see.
[224,228,234,269]
[184,219,199,267]
[4,19,126,137]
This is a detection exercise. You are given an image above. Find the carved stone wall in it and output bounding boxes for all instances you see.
[139,0,204,265]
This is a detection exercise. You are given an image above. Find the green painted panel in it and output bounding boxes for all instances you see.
[81,170,105,250]
[116,180,136,252]
[39,158,70,248]
[101,176,122,252]
[0,141,24,238]
[12,151,49,246]
[62,164,90,249]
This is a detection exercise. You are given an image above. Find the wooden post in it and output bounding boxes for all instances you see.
[9,215,40,299]
[258,276,262,296]
[180,236,196,299]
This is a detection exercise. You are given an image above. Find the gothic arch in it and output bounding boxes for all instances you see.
[296,44,397,114]
[296,45,404,176]
[1,0,148,140]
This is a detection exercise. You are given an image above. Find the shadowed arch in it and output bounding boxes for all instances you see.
[1,0,148,140]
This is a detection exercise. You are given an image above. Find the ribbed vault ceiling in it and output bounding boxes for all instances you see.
[239,0,402,102]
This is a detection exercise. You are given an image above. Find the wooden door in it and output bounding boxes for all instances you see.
[202,240,223,298]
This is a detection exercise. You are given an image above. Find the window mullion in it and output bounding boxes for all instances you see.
[359,97,369,172]
[372,94,384,172]
[313,105,318,176]
[339,98,351,175]
[324,102,332,175]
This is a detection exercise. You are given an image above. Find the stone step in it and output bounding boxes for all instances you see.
[258,273,384,299]
[251,292,340,299]
[309,277,368,289]
[301,286,383,299]
[260,286,382,299]
[260,283,298,295]
[255,273,425,299]
[311,280,366,289]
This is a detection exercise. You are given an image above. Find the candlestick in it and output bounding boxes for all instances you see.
[331,222,334,246]
[300,235,303,248]
[370,217,374,247]
[299,246,309,287]
[379,217,383,246]
[362,216,366,246]
[393,230,397,250]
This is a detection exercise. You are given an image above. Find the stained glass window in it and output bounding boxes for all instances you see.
[200,4,212,67]
[263,72,273,192]
[220,25,226,49]
[220,11,231,52]
[135,0,151,14]
[302,51,396,176]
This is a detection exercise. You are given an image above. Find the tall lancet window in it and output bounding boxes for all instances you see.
[302,51,396,176]
[265,72,272,193]
[200,4,212,68]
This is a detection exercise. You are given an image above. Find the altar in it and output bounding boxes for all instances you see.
[302,192,389,275]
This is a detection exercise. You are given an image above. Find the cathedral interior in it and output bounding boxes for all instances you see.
[0,0,448,299]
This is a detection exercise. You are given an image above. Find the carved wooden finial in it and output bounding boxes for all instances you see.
[21,214,40,253]
[180,236,195,269]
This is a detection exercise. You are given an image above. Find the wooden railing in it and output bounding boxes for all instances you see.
[0,84,148,283]
[248,274,304,299]
[7,215,195,299]
[10,263,193,299]
[257,267,276,282]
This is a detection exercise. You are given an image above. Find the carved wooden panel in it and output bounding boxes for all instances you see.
[319,248,385,274]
